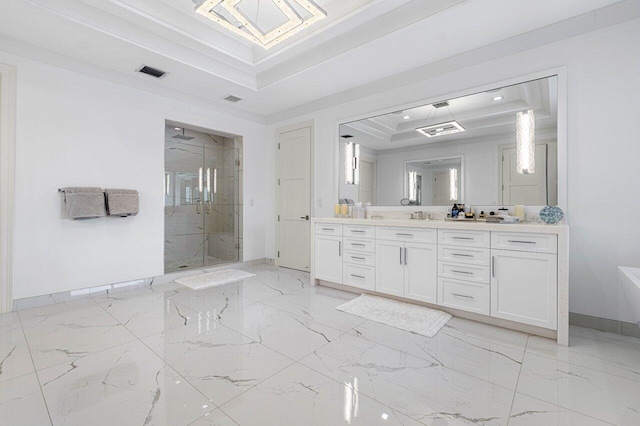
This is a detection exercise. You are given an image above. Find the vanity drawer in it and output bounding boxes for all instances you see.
[491,232,557,254]
[438,261,490,284]
[438,229,490,248]
[343,250,375,267]
[315,223,343,236]
[343,264,375,290]
[438,277,490,315]
[344,225,375,239]
[376,227,437,244]
[438,246,490,266]
[343,237,375,253]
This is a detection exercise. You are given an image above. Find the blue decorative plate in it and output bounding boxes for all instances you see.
[539,206,564,225]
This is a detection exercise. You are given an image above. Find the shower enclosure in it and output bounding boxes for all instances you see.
[164,124,242,273]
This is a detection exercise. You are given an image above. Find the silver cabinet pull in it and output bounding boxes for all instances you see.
[399,247,403,265]
[196,200,202,214]
[351,243,365,247]
[452,270,473,275]
[396,233,413,237]
[508,240,536,244]
[453,236,473,240]
[404,247,408,265]
[321,228,334,231]
[351,256,365,261]
[452,293,474,300]
[338,241,342,257]
[350,274,366,279]
[452,253,473,258]
[492,256,496,278]
[351,230,365,233]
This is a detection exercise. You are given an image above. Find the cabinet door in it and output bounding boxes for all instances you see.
[376,240,404,297]
[314,236,343,283]
[491,249,558,329]
[404,242,437,303]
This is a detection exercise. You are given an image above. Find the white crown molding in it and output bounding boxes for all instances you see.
[265,0,640,124]
[0,37,268,124]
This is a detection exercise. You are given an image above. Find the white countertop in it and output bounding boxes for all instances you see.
[312,217,569,235]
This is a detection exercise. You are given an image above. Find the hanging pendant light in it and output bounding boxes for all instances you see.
[516,110,536,174]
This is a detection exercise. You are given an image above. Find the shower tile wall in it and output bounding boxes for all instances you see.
[164,126,242,273]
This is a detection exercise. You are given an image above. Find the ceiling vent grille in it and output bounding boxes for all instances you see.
[223,94,243,103]
[432,101,450,109]
[137,65,166,78]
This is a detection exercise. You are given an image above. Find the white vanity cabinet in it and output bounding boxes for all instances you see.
[491,232,558,329]
[376,227,437,303]
[312,219,567,344]
[314,224,343,284]
[342,225,376,290]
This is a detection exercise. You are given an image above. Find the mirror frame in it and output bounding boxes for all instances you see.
[335,68,568,211]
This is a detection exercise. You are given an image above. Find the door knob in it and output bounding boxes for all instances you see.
[300,215,310,220]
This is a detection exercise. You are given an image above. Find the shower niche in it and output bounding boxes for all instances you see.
[164,124,242,273]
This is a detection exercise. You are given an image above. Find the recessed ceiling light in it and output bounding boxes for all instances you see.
[403,116,411,120]
[493,96,503,101]
[174,127,181,131]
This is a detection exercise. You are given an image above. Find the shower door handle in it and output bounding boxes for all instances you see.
[206,201,212,214]
[196,200,202,214]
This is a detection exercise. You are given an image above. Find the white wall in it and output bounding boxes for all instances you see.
[2,51,267,299]
[268,19,640,322]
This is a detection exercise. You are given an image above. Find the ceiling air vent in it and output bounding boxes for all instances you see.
[432,101,450,109]
[137,65,166,79]
[223,94,243,103]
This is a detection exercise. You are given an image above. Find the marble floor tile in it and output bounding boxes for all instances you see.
[90,284,157,305]
[0,373,51,426]
[263,291,367,332]
[20,304,137,371]
[142,322,294,405]
[189,409,238,425]
[218,302,342,360]
[0,312,35,383]
[441,317,529,351]
[38,341,212,426]
[517,351,640,425]
[99,291,203,339]
[300,333,514,425]
[351,319,524,389]
[221,363,425,426]
[570,325,640,350]
[167,283,257,320]
[509,393,613,426]
[527,334,640,381]
[17,298,98,321]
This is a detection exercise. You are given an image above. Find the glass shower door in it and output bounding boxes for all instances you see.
[164,138,206,272]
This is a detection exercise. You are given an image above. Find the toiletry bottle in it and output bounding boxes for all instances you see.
[452,204,459,218]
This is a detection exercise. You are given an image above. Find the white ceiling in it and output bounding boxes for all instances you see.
[341,77,558,151]
[0,0,628,119]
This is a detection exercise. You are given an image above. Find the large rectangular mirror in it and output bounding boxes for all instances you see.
[339,76,558,207]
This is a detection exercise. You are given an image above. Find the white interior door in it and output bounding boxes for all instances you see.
[277,126,311,271]
[501,145,548,205]
[358,160,374,204]
[433,171,451,205]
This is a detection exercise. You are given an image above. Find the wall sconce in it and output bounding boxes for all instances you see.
[345,142,360,185]
[449,168,458,201]
[516,110,536,174]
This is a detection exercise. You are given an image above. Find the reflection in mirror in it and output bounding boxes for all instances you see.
[405,157,462,206]
[338,76,558,207]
